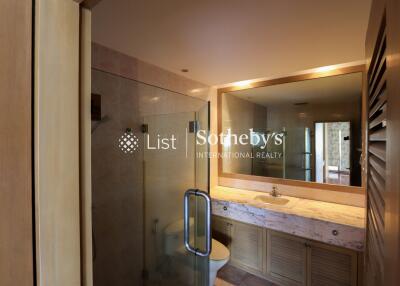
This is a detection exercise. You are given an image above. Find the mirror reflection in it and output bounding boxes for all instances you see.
[221,72,363,187]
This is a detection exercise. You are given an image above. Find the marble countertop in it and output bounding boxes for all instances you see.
[211,186,366,251]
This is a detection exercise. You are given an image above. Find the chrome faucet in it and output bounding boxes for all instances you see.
[270,186,280,197]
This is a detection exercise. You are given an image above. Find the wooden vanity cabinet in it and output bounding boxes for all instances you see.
[212,215,361,286]
[212,215,232,246]
[211,216,264,275]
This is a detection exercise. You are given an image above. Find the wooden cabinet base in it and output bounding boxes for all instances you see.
[212,215,363,286]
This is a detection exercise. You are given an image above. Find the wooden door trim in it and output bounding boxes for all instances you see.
[34,0,81,285]
[0,0,34,285]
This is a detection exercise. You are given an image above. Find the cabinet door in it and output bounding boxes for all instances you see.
[308,242,357,286]
[230,220,264,274]
[267,231,307,286]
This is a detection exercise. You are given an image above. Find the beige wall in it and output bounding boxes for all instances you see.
[0,1,34,285]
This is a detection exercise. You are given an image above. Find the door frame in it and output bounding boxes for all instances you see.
[314,120,353,186]
[74,1,102,285]
[34,1,101,286]
[75,1,102,285]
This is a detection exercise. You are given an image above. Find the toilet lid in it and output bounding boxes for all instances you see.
[210,239,230,261]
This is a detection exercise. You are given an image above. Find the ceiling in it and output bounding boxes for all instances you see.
[229,72,363,106]
[92,0,371,86]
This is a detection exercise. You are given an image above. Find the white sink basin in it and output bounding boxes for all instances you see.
[253,195,290,205]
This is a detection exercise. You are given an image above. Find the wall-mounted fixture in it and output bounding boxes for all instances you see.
[91,93,102,121]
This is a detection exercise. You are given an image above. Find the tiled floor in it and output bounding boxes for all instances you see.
[215,264,277,286]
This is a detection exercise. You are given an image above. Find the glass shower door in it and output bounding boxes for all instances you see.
[143,105,210,286]
[91,69,210,286]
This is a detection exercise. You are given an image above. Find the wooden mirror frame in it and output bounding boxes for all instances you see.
[217,64,366,194]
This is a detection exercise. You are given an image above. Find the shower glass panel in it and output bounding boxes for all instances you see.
[91,69,210,286]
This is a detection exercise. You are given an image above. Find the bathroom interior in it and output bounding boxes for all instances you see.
[90,1,374,286]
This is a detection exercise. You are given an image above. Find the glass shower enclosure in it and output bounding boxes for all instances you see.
[91,69,210,286]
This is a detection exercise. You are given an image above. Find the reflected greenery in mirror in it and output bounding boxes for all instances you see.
[221,72,363,187]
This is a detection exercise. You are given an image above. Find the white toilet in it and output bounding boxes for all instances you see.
[209,238,230,285]
[164,219,230,285]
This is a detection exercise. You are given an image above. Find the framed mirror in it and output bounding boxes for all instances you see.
[217,65,366,192]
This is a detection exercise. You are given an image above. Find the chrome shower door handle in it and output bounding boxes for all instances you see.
[184,189,212,257]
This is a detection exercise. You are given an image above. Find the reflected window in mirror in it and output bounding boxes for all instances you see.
[221,72,363,187]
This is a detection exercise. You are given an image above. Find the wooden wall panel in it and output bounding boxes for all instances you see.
[35,0,81,285]
[0,0,34,285]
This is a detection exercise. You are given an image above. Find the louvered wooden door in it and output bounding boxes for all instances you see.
[230,220,264,274]
[365,11,387,286]
[366,10,387,285]
[365,0,400,285]
[266,231,307,286]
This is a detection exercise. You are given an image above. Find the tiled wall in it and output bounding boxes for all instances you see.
[92,43,210,101]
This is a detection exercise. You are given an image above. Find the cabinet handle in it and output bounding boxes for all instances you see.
[223,206,228,211]
[332,230,339,236]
